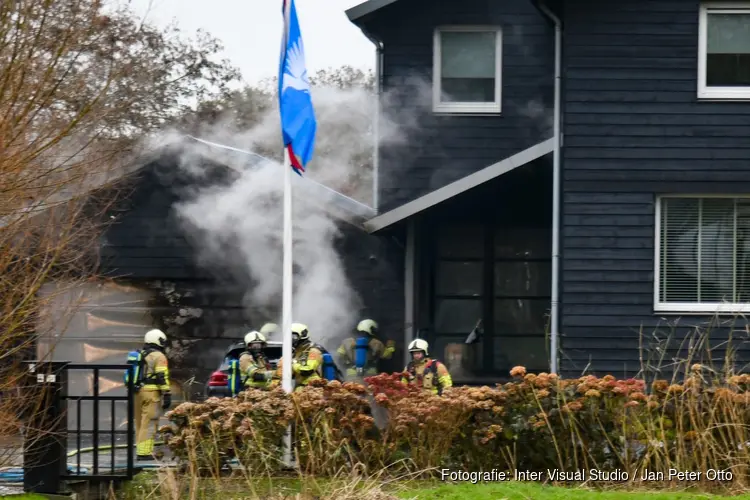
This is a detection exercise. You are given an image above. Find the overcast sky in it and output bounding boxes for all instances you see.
[127,0,376,84]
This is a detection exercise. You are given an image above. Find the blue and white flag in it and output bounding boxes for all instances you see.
[279,0,317,175]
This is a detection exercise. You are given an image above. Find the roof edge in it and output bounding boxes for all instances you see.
[345,0,400,23]
[184,136,377,229]
[363,138,555,233]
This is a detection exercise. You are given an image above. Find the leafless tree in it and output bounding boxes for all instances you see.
[0,0,240,466]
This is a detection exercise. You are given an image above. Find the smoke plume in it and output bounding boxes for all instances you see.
[143,77,420,349]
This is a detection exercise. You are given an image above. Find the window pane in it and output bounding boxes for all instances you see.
[430,335,485,378]
[437,225,484,258]
[737,200,750,301]
[440,31,497,78]
[706,13,750,87]
[494,262,551,297]
[494,336,548,373]
[434,298,482,334]
[436,261,483,296]
[659,198,750,303]
[494,299,549,335]
[439,30,497,102]
[495,227,551,259]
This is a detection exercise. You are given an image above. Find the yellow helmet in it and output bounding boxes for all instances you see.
[259,323,278,336]
[244,330,267,347]
[408,338,429,356]
[356,319,378,336]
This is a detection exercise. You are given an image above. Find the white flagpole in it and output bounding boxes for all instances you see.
[281,147,294,467]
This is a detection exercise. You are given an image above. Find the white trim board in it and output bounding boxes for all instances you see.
[363,138,554,233]
[345,0,400,22]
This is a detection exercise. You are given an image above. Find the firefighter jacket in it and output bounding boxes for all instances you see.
[401,358,452,395]
[239,351,273,389]
[141,349,170,393]
[273,342,323,389]
[336,336,395,377]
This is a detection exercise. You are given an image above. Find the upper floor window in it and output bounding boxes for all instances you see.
[698,3,750,99]
[433,27,502,114]
[655,196,750,313]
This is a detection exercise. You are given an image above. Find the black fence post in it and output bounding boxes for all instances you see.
[23,361,69,494]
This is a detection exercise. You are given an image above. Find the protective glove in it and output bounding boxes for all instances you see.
[291,360,301,374]
[161,392,172,410]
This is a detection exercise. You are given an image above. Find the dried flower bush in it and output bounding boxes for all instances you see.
[160,366,750,489]
[160,388,293,476]
[291,379,382,475]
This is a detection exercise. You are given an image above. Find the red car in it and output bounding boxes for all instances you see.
[204,340,282,398]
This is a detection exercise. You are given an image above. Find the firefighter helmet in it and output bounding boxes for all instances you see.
[291,323,309,347]
[356,319,378,336]
[408,338,429,356]
[144,329,168,348]
[259,323,278,336]
[244,330,267,347]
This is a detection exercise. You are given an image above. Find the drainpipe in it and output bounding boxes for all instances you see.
[538,2,562,375]
[360,27,384,213]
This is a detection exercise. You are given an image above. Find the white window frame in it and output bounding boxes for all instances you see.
[697,2,750,100]
[432,26,503,114]
[654,194,750,314]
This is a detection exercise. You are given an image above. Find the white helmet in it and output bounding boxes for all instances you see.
[244,330,266,347]
[291,323,309,347]
[259,323,278,336]
[408,338,429,356]
[144,329,167,348]
[356,319,378,336]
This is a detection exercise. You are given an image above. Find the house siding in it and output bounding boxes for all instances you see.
[359,0,554,212]
[91,155,406,395]
[560,0,750,378]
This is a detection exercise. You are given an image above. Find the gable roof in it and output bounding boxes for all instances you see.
[2,135,377,231]
[183,136,377,227]
[345,0,400,22]
[363,138,554,233]
[346,0,562,24]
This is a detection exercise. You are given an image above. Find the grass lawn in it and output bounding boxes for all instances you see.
[0,495,47,499]
[395,481,750,500]
[119,473,750,500]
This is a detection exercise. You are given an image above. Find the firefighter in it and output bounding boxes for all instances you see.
[336,319,395,381]
[401,338,452,395]
[273,323,324,389]
[135,329,171,460]
[239,330,274,389]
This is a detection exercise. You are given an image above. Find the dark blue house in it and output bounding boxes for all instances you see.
[345,0,750,381]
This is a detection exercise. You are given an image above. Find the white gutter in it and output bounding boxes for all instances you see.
[538,2,562,375]
[360,27,384,213]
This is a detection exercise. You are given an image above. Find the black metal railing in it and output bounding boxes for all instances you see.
[23,361,136,494]
[62,363,135,481]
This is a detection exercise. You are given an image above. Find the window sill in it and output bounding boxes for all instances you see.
[697,87,750,101]
[432,102,502,114]
[654,303,750,315]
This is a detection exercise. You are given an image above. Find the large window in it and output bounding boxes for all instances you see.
[431,224,550,378]
[698,3,750,99]
[432,26,502,114]
[655,196,750,312]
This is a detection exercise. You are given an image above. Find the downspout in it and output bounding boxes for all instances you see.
[538,2,562,375]
[361,27,384,213]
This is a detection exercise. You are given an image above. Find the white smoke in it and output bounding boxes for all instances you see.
[173,149,355,346]
[141,78,421,348]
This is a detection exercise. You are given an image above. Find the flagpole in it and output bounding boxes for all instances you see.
[281,146,294,466]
